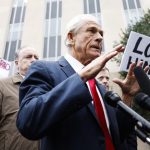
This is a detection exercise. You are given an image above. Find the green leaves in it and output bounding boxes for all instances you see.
[115,9,150,121]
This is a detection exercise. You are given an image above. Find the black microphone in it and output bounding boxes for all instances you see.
[134,66,150,96]
[135,128,150,144]
[134,92,150,111]
[104,91,150,133]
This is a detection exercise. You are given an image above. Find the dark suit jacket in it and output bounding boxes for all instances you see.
[17,57,137,150]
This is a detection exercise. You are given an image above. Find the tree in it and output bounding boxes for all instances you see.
[114,9,150,121]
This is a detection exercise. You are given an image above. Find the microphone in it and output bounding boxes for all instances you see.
[135,128,150,144]
[133,66,150,96]
[134,92,150,111]
[104,91,150,133]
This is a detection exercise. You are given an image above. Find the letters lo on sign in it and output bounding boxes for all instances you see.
[120,31,150,77]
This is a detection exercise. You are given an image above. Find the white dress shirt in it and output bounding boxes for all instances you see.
[64,54,110,130]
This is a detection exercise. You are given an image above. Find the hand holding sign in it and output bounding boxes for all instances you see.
[120,31,150,78]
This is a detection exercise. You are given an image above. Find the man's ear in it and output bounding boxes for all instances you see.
[67,32,75,45]
[15,60,18,66]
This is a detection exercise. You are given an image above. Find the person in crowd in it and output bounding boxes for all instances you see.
[0,46,39,150]
[96,66,138,150]
[96,67,110,91]
[16,14,142,150]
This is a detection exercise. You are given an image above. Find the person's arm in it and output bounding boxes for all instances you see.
[113,62,149,107]
[17,61,92,140]
[78,44,124,82]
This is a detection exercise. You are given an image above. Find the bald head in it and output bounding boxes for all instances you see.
[15,46,39,76]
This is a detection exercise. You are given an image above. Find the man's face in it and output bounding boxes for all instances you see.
[96,69,110,91]
[15,48,39,76]
[71,21,103,65]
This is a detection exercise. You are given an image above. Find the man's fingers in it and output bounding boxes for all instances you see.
[113,44,125,52]
[144,66,150,73]
[103,51,118,63]
[128,63,136,76]
[99,44,124,65]
[112,78,124,88]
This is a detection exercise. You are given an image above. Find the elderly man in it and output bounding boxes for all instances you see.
[0,46,39,150]
[17,15,140,150]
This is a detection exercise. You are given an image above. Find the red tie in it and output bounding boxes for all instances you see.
[88,79,115,150]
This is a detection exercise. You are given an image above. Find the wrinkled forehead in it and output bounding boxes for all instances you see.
[65,14,101,34]
[99,69,110,76]
[19,48,38,57]
[79,21,102,31]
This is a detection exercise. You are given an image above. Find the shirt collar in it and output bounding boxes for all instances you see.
[12,73,23,84]
[64,54,84,73]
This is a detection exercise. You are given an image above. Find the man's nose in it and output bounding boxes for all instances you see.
[95,32,103,42]
[103,78,108,83]
[31,56,37,62]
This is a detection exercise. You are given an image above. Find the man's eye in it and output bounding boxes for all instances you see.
[88,28,95,33]
[26,55,32,59]
[88,30,93,33]
[35,56,39,60]
[99,77,103,80]
[99,31,103,36]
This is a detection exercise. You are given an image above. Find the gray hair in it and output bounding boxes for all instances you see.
[15,46,35,60]
[64,14,100,47]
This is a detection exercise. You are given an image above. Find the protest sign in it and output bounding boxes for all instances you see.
[120,31,150,77]
[0,58,11,78]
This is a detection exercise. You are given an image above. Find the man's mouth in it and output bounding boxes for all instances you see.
[91,45,100,50]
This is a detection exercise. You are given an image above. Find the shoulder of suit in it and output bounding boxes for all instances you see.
[33,60,56,65]
[0,77,12,91]
[0,76,12,84]
[31,60,59,69]
[12,74,23,83]
[0,74,22,85]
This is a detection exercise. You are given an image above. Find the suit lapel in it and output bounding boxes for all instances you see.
[58,57,99,122]
[96,83,120,147]
[87,80,105,125]
[96,82,120,147]
[88,82,107,125]
[58,57,120,147]
[12,73,23,84]
[87,102,98,121]
[105,104,120,148]
[58,56,76,77]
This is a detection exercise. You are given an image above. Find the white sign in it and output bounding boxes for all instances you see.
[0,58,11,78]
[120,31,150,77]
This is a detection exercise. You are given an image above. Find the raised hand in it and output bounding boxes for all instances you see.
[113,61,149,106]
[79,44,125,82]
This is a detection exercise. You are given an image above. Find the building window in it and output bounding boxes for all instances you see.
[83,0,104,51]
[10,6,26,24]
[84,0,101,15]
[122,0,143,26]
[44,0,62,60]
[44,36,61,58]
[4,0,27,61]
